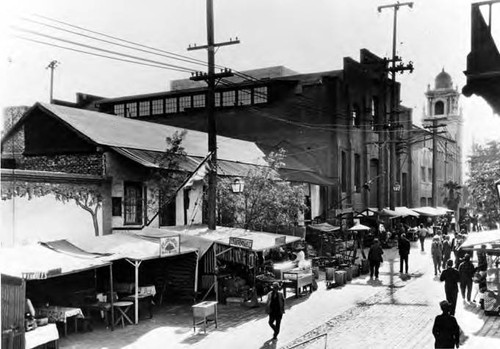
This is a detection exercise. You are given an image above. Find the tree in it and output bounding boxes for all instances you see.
[442,180,462,212]
[1,182,103,236]
[145,131,187,225]
[466,140,500,229]
[217,149,307,232]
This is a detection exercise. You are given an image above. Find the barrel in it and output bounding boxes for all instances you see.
[325,267,335,282]
[345,267,353,281]
[334,270,346,285]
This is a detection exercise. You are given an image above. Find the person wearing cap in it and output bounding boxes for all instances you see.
[440,259,460,315]
[398,233,411,274]
[432,300,461,348]
[458,253,476,303]
[265,282,285,340]
[368,238,384,279]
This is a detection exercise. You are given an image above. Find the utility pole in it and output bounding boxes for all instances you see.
[378,2,414,210]
[423,117,447,206]
[46,60,59,103]
[188,0,239,230]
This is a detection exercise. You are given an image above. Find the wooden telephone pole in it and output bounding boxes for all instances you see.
[378,1,414,210]
[188,0,239,230]
[46,60,59,103]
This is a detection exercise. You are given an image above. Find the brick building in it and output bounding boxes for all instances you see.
[94,49,414,220]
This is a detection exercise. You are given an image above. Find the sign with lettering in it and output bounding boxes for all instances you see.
[274,236,286,246]
[160,235,180,257]
[229,237,253,249]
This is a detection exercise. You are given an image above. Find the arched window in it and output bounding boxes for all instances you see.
[434,101,444,115]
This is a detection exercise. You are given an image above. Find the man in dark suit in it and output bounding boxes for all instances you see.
[398,233,411,274]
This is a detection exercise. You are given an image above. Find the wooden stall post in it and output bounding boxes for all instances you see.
[109,264,115,330]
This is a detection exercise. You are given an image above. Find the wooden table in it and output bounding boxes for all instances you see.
[192,301,218,333]
[282,271,313,298]
[81,302,113,329]
[37,306,84,337]
[25,323,59,349]
[113,301,134,328]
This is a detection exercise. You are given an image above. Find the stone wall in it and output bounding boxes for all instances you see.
[20,153,104,175]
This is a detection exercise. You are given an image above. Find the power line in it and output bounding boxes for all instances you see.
[15,36,189,73]
[13,26,195,73]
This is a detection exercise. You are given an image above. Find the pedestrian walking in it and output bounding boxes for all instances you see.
[477,244,488,272]
[398,233,410,274]
[266,282,285,340]
[458,254,475,303]
[368,238,384,279]
[440,259,460,315]
[442,235,452,270]
[432,300,461,349]
[418,223,428,251]
[431,235,443,276]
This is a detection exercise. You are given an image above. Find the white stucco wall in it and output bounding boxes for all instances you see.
[1,195,101,247]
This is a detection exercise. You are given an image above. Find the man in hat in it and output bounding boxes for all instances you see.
[440,260,460,315]
[432,300,461,348]
[266,282,285,340]
[398,233,411,274]
[458,253,476,303]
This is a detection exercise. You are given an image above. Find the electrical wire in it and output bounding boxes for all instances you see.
[13,26,195,73]
[15,36,191,73]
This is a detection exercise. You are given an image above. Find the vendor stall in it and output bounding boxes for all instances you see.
[158,224,303,302]
[460,229,500,315]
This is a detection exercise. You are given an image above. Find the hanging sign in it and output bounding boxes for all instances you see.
[159,235,180,257]
[274,236,286,246]
[229,237,253,249]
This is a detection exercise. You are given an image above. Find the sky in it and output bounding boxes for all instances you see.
[1,0,500,157]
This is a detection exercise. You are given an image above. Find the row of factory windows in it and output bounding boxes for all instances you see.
[113,86,268,118]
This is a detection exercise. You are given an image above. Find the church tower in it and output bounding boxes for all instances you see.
[424,69,463,145]
[423,68,463,188]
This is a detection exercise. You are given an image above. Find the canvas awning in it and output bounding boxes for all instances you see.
[157,225,301,252]
[0,243,112,280]
[348,224,371,231]
[68,231,197,262]
[411,206,445,217]
[308,223,341,233]
[354,208,379,218]
[459,229,500,250]
[395,207,420,217]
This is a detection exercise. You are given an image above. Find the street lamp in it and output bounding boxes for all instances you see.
[231,178,244,193]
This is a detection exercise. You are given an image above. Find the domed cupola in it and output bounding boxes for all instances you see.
[435,68,453,89]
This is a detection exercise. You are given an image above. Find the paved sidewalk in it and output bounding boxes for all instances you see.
[282,239,500,349]
[58,238,499,349]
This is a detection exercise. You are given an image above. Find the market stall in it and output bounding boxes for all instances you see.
[460,229,500,315]
[0,243,115,338]
[68,230,198,325]
[158,224,303,302]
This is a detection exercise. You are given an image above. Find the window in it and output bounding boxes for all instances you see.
[420,197,427,207]
[114,104,125,117]
[421,166,426,181]
[165,98,177,114]
[371,97,379,129]
[152,99,164,115]
[193,94,206,108]
[222,90,236,106]
[341,151,347,192]
[435,101,444,115]
[238,89,251,105]
[428,168,433,182]
[254,86,268,104]
[215,92,221,107]
[124,182,143,225]
[139,101,150,116]
[354,154,361,193]
[125,103,137,118]
[179,96,191,112]
[352,104,361,128]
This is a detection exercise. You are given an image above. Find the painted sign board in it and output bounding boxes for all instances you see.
[274,236,286,246]
[229,237,253,249]
[160,235,180,257]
